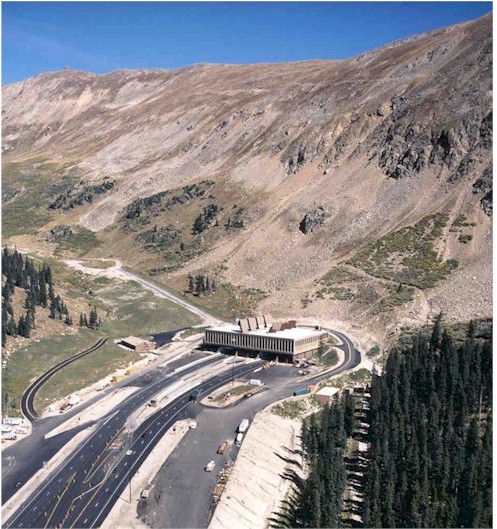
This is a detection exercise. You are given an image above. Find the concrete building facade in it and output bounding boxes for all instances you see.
[204,317,327,362]
[120,336,156,352]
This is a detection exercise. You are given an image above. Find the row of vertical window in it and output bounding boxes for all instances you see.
[205,331,294,353]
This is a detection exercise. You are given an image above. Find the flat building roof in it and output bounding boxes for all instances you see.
[207,324,324,341]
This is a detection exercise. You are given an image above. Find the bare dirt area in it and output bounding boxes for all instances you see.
[209,403,305,529]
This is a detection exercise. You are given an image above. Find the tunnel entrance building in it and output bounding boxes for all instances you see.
[204,316,327,363]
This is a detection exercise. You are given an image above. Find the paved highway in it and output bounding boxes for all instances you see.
[5,359,263,529]
[136,329,362,528]
[21,339,108,421]
[6,323,361,529]
[3,329,197,502]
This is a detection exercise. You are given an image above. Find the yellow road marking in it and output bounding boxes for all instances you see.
[69,465,116,529]
[83,426,125,484]
[43,472,76,529]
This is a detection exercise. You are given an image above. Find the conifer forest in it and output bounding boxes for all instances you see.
[275,319,492,528]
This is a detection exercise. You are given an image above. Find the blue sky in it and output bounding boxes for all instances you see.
[2,2,492,84]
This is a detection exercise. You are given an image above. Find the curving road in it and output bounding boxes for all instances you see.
[5,359,263,529]
[120,268,221,327]
[5,325,362,529]
[63,259,220,327]
[6,258,363,529]
[21,339,108,421]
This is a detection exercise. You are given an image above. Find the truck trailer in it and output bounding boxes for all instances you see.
[217,441,229,454]
[238,419,249,433]
[293,387,311,396]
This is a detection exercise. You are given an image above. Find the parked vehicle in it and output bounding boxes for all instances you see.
[248,379,262,386]
[140,484,155,499]
[238,419,250,433]
[293,387,310,396]
[190,389,202,402]
[217,441,229,454]
[205,460,216,472]
[235,433,244,446]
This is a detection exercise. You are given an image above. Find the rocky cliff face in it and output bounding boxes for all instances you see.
[2,13,492,338]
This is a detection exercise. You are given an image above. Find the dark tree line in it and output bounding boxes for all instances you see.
[362,316,492,528]
[192,204,219,234]
[2,247,73,345]
[273,318,492,528]
[79,307,101,330]
[186,274,216,296]
[275,391,356,528]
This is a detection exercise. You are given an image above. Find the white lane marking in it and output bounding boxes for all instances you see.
[84,518,88,524]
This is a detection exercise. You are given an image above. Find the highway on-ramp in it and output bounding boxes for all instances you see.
[21,339,108,422]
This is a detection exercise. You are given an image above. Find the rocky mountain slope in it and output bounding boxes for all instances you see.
[2,13,492,343]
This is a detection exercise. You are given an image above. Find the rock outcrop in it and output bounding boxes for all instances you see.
[2,13,492,335]
[299,206,328,234]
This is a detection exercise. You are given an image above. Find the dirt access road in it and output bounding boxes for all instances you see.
[63,259,222,327]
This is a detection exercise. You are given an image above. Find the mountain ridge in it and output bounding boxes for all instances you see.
[2,13,492,344]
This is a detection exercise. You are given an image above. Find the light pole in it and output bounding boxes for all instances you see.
[231,338,236,386]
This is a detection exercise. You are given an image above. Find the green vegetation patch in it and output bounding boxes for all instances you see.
[54,227,101,256]
[48,180,115,210]
[2,330,98,416]
[317,266,363,286]
[453,214,476,227]
[458,233,473,244]
[377,284,415,312]
[319,368,372,389]
[214,385,252,402]
[272,396,323,420]
[96,280,200,337]
[318,348,340,367]
[2,161,79,237]
[2,262,202,415]
[346,213,452,289]
[168,273,266,320]
[34,341,141,411]
[137,225,181,253]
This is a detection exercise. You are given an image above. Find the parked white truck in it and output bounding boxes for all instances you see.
[238,418,249,433]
